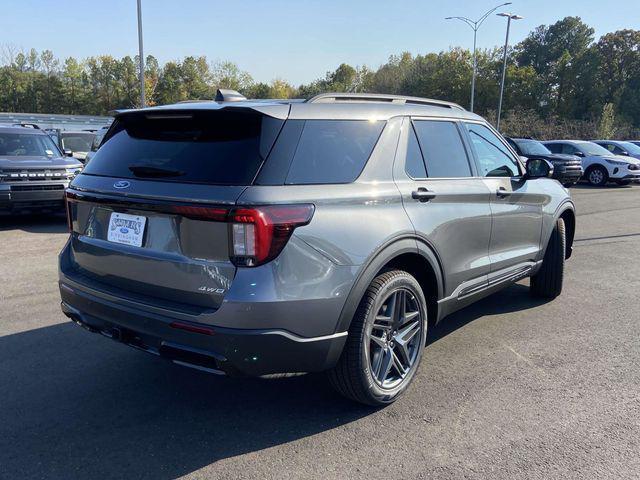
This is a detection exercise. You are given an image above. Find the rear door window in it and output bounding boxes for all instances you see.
[413,120,471,178]
[284,120,384,184]
[82,110,284,185]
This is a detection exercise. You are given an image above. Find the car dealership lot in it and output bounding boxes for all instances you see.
[1,186,639,479]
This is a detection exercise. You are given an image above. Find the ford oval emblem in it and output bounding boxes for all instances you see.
[114,180,130,189]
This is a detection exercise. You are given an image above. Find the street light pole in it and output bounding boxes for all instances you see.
[137,0,145,108]
[445,2,511,113]
[496,12,523,131]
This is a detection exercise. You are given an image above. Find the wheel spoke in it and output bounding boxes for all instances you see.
[392,290,406,328]
[376,349,393,382]
[391,349,408,378]
[373,314,392,330]
[370,332,386,349]
[399,309,419,327]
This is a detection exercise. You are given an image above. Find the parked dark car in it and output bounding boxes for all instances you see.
[46,129,97,163]
[506,137,583,186]
[0,124,83,215]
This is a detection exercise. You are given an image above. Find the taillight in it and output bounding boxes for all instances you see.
[229,205,315,267]
[64,190,73,232]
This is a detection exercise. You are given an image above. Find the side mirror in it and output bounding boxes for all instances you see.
[63,148,73,157]
[574,151,585,157]
[525,158,554,179]
[620,151,629,156]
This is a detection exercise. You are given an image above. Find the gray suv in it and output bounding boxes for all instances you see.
[58,92,575,405]
[1,124,83,215]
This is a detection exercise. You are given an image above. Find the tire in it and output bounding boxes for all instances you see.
[328,270,428,406]
[530,218,565,299]
[586,165,608,186]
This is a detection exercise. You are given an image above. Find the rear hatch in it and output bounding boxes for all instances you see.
[64,106,287,312]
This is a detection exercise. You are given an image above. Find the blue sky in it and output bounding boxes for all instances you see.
[2,0,638,85]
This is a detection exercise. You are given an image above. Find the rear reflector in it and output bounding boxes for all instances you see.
[170,321,216,336]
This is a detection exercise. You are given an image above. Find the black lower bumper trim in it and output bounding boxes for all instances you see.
[60,295,346,377]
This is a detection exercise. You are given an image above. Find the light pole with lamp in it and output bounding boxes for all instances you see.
[445,2,512,112]
[496,12,523,131]
[137,0,145,108]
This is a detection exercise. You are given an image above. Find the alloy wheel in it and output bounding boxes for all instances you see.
[366,288,423,389]
[589,169,604,185]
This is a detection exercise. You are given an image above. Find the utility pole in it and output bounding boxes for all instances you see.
[137,0,146,108]
[496,12,523,131]
[445,2,512,112]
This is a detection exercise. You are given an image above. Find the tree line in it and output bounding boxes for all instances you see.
[1,16,639,139]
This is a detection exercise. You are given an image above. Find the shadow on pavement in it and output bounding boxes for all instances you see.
[429,283,548,344]
[0,212,67,233]
[0,283,547,479]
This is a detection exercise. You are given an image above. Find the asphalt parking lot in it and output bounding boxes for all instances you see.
[1,185,639,480]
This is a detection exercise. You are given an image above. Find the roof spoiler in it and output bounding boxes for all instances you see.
[215,89,247,102]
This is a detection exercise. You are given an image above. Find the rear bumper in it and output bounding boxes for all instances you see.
[59,281,347,377]
[0,183,66,213]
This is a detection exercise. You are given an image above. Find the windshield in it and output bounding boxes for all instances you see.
[579,142,612,156]
[0,132,60,157]
[514,139,551,155]
[61,133,95,152]
[619,141,640,155]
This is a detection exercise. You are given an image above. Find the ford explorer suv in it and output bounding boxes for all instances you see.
[59,91,575,405]
[544,140,640,186]
[0,124,83,215]
[505,137,582,186]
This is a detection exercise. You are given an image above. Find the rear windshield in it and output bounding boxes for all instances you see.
[0,132,60,157]
[82,110,284,185]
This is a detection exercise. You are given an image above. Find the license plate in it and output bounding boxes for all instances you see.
[107,212,147,247]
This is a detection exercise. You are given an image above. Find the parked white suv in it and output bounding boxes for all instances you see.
[544,140,640,186]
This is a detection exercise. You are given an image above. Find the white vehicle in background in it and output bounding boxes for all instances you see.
[543,140,640,186]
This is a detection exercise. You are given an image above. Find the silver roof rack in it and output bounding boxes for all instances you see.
[306,92,465,110]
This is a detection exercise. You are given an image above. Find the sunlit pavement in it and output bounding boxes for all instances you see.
[1,185,639,479]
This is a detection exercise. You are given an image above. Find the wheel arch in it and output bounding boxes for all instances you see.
[545,202,575,260]
[334,237,444,334]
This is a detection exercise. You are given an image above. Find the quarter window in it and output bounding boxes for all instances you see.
[413,120,471,178]
[285,120,384,185]
[465,123,520,177]
[405,127,427,178]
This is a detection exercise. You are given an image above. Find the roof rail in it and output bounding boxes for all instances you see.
[13,122,41,129]
[306,93,465,110]
[175,99,216,104]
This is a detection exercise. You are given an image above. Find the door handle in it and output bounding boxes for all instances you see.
[496,187,512,198]
[411,188,436,203]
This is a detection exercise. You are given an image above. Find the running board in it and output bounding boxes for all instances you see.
[442,261,541,304]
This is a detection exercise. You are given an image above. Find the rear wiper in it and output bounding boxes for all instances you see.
[128,165,184,178]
